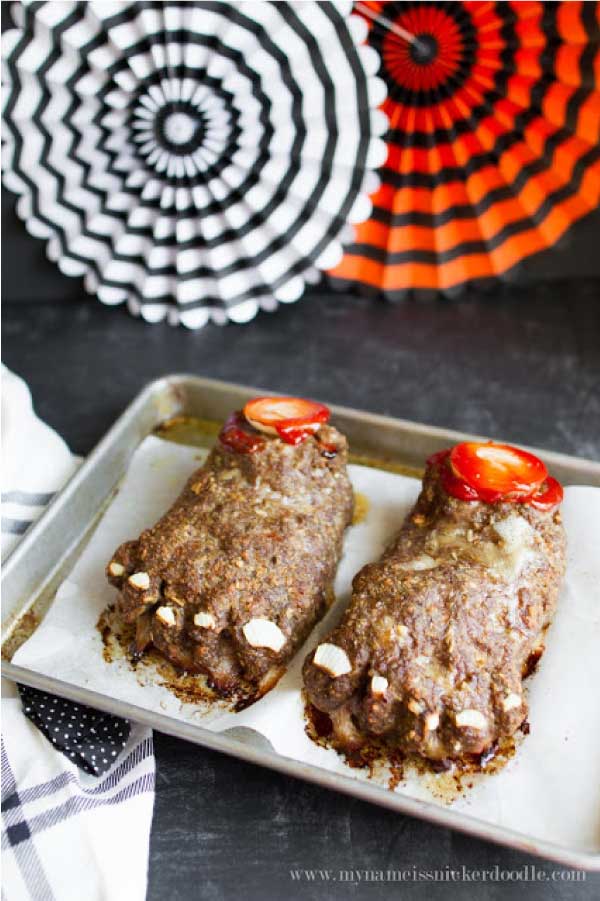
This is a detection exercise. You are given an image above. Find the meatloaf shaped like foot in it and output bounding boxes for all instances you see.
[107,415,353,697]
[303,458,566,763]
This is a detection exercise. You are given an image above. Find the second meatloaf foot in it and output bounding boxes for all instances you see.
[303,456,566,763]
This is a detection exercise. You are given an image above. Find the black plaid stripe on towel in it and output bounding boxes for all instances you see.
[1,689,155,901]
[2,365,155,900]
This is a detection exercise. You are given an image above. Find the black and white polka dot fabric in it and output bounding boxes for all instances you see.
[18,685,130,777]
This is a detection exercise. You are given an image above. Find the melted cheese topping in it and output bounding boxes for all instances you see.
[397,554,438,571]
[424,514,539,584]
[491,513,538,581]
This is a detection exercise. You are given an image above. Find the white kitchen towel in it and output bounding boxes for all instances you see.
[1,366,79,561]
[1,365,155,901]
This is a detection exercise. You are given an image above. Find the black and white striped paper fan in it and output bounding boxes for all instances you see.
[2,1,387,327]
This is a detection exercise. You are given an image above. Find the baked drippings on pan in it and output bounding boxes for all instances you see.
[96,604,270,712]
[304,699,523,804]
[154,415,423,479]
[154,415,220,449]
[352,492,370,525]
[1,609,41,662]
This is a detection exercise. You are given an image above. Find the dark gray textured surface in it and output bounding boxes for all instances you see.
[3,282,600,461]
[3,3,600,891]
[3,286,600,901]
[3,166,600,898]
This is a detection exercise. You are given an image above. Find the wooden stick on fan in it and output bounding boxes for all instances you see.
[354,1,425,51]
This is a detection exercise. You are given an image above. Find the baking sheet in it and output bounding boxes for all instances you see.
[12,436,600,853]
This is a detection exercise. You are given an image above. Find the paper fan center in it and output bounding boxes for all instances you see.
[373,1,476,103]
[163,111,199,147]
[131,86,234,180]
[409,34,439,66]
[154,102,207,155]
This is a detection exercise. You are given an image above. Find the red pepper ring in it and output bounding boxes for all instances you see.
[428,442,563,510]
[275,424,319,447]
[440,463,481,501]
[527,477,564,511]
[428,448,479,500]
[218,412,265,454]
[243,396,330,446]
[426,448,451,468]
[450,441,547,503]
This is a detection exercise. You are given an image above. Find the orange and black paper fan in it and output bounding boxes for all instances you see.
[328,1,600,299]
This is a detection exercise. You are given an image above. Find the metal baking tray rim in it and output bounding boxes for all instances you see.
[3,660,599,871]
[146,374,600,474]
[2,373,599,872]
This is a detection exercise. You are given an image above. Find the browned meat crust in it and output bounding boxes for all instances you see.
[303,460,566,763]
[106,420,353,696]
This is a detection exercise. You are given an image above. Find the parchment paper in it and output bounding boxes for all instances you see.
[13,437,600,852]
